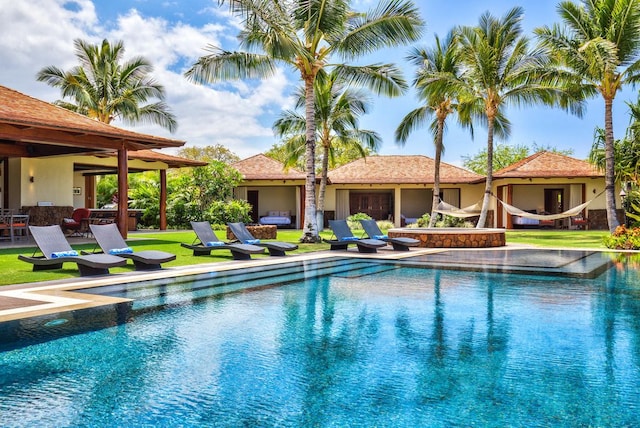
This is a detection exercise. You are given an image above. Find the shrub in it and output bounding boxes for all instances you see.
[416,213,431,227]
[413,213,473,228]
[347,212,372,230]
[603,225,640,250]
[376,220,394,230]
[436,215,474,228]
[205,200,252,226]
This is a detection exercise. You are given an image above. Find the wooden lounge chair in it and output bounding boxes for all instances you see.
[18,225,126,276]
[89,222,176,270]
[181,221,266,260]
[227,222,298,256]
[359,219,420,251]
[325,220,387,253]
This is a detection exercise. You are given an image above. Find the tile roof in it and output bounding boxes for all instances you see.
[126,150,207,168]
[493,151,603,178]
[327,155,484,184]
[0,85,184,150]
[233,154,306,180]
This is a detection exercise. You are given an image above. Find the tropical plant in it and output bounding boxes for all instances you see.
[463,142,574,175]
[346,212,372,230]
[536,0,640,232]
[96,175,119,208]
[166,161,245,228]
[184,0,423,242]
[273,71,383,230]
[36,39,177,131]
[603,224,640,249]
[176,144,240,164]
[589,127,640,184]
[458,7,582,228]
[396,30,471,227]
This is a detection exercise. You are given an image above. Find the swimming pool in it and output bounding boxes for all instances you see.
[0,251,638,426]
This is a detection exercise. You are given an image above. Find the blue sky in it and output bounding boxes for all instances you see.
[0,0,637,165]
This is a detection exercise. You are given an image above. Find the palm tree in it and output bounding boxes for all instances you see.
[395,31,471,227]
[536,0,640,232]
[37,39,177,131]
[273,72,383,230]
[184,0,423,242]
[457,7,581,228]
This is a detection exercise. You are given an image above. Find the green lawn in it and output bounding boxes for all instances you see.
[0,228,611,287]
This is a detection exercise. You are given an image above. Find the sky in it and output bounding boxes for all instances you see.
[0,0,637,166]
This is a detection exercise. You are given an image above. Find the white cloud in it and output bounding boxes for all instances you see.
[0,1,292,159]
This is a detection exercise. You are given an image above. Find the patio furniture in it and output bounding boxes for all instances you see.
[61,208,91,236]
[227,222,298,256]
[326,220,387,253]
[0,211,30,243]
[360,219,419,251]
[18,225,126,276]
[89,222,176,270]
[182,221,266,260]
[570,216,589,230]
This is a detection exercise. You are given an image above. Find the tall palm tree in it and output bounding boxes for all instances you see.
[536,0,640,232]
[184,0,423,242]
[37,39,177,131]
[395,31,472,227]
[457,7,581,228]
[273,72,383,230]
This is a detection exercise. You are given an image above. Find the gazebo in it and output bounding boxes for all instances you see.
[0,85,190,237]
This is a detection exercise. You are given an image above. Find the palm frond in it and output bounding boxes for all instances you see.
[336,0,424,59]
[185,46,277,83]
[331,63,407,96]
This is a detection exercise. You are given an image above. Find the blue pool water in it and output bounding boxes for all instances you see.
[0,253,639,427]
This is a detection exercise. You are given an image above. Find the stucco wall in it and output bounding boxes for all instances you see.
[20,157,74,207]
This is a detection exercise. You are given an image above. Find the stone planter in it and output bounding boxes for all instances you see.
[226,224,277,240]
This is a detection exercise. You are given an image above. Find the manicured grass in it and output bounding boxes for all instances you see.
[505,230,609,248]
[0,228,611,287]
[0,229,333,287]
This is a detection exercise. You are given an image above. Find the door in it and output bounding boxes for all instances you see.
[247,190,259,223]
[349,193,392,220]
[544,189,563,214]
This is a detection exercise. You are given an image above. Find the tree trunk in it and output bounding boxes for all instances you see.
[604,96,620,232]
[316,142,329,232]
[428,119,444,228]
[301,77,319,242]
[476,116,495,228]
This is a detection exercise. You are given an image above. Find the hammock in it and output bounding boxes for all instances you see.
[496,191,603,221]
[433,200,482,218]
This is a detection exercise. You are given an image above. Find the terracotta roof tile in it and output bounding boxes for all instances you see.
[493,151,602,178]
[327,155,483,184]
[233,154,306,180]
[0,85,184,148]
[126,150,207,168]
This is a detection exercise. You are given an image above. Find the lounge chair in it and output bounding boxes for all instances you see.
[61,208,91,237]
[227,222,298,256]
[325,220,387,253]
[181,221,266,260]
[360,219,420,251]
[89,223,176,270]
[18,225,127,276]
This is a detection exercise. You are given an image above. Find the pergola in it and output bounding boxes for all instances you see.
[0,85,187,237]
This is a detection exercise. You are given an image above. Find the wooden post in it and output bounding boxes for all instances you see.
[159,169,167,230]
[117,147,128,238]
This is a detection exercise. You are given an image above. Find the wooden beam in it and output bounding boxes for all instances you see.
[117,147,128,238]
[159,169,167,230]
